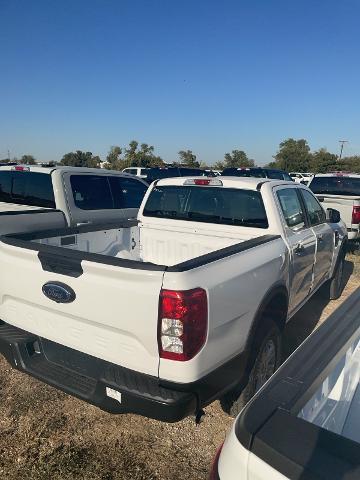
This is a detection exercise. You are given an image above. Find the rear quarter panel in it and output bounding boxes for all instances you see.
[159,237,289,383]
[217,424,289,480]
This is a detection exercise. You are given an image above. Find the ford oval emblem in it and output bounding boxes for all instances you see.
[42,281,76,304]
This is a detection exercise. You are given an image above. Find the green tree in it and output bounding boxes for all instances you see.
[217,149,254,169]
[341,156,360,173]
[178,150,200,168]
[20,154,36,165]
[60,150,100,168]
[123,141,164,168]
[213,160,225,170]
[105,146,123,170]
[273,138,311,171]
[310,148,338,173]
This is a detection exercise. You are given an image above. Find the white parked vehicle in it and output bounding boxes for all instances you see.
[0,176,346,422]
[122,167,149,179]
[211,288,360,480]
[289,172,313,185]
[205,169,222,176]
[0,165,148,235]
[309,173,360,241]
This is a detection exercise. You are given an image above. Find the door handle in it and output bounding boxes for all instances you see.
[294,242,305,255]
[317,234,323,243]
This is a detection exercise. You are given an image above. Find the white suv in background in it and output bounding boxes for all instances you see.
[290,172,313,185]
[309,173,360,241]
[122,167,149,179]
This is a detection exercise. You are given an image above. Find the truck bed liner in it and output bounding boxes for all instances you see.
[0,220,280,273]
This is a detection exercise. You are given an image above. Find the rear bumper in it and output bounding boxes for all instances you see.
[0,322,197,423]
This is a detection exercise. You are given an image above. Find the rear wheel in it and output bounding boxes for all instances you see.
[220,321,282,418]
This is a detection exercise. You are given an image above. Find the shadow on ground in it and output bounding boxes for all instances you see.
[282,258,354,361]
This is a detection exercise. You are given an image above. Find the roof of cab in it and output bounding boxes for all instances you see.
[313,172,360,178]
[0,164,145,178]
[155,176,294,190]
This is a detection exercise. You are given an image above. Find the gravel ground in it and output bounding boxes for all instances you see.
[0,254,359,480]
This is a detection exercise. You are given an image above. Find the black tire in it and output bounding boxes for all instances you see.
[220,321,282,418]
[329,252,345,300]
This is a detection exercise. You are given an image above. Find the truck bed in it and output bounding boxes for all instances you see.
[20,221,257,266]
[299,332,360,444]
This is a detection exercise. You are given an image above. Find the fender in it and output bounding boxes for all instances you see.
[330,237,347,279]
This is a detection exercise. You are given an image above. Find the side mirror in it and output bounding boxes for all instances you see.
[326,208,341,223]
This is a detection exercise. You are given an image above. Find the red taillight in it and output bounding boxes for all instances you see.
[158,288,207,361]
[352,206,360,224]
[209,443,223,480]
[12,166,30,171]
[194,179,211,185]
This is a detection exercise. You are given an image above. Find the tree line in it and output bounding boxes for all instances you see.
[5,138,360,173]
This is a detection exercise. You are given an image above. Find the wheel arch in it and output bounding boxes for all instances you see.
[244,283,289,369]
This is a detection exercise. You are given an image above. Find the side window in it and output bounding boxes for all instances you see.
[282,172,293,181]
[277,188,306,231]
[109,177,147,209]
[70,175,113,210]
[0,171,13,202]
[301,189,326,226]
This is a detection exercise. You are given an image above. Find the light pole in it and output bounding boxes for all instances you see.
[338,140,348,161]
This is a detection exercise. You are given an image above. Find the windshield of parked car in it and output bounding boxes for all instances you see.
[310,176,360,196]
[143,185,268,228]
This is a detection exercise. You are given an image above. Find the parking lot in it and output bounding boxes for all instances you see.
[0,253,358,480]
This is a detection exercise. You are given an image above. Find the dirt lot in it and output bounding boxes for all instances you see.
[0,255,359,480]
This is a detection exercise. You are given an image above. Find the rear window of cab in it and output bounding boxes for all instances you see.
[0,171,55,208]
[310,176,360,196]
[143,185,269,228]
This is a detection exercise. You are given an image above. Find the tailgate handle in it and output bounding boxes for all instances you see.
[38,252,83,277]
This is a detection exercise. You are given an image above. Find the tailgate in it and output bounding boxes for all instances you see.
[316,194,358,226]
[0,240,165,376]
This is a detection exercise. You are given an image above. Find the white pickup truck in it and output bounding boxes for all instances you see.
[212,287,360,480]
[309,173,360,242]
[0,164,148,235]
[0,176,347,422]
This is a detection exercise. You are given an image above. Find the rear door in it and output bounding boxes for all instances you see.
[61,172,147,226]
[300,188,334,288]
[275,186,316,312]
